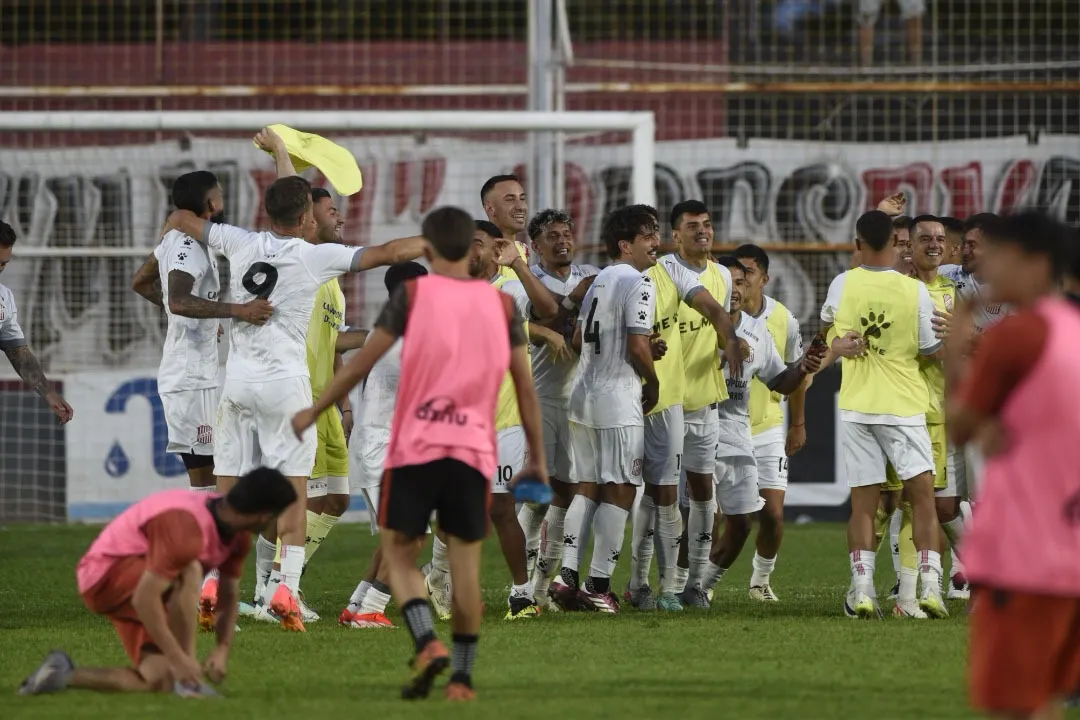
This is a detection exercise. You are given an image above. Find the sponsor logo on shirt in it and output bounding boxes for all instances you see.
[415,396,468,426]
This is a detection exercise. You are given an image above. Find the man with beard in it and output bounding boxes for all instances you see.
[481,174,531,281]
[516,209,600,606]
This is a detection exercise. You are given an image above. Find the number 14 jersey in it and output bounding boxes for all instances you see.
[207,224,362,383]
[567,262,655,430]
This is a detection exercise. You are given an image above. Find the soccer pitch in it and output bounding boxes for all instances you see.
[1,522,990,719]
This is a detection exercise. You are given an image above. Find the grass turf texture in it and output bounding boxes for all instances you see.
[0,522,1022,719]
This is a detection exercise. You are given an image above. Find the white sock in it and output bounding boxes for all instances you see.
[534,505,566,585]
[889,509,903,575]
[686,499,716,588]
[517,503,546,575]
[850,549,876,597]
[588,503,630,581]
[674,566,689,594]
[560,494,598,576]
[359,584,391,615]
[264,570,283,606]
[918,549,943,592]
[255,535,276,602]
[629,494,657,591]
[655,503,681,595]
[510,582,534,602]
[189,484,215,494]
[348,580,372,612]
[280,544,305,595]
[898,566,919,603]
[700,561,727,592]
[941,515,966,577]
[430,536,450,584]
[750,552,777,588]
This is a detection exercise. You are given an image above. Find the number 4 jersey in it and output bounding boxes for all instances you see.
[567,262,655,430]
[207,224,363,383]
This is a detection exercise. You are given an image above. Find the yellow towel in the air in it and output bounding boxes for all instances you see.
[255,124,363,196]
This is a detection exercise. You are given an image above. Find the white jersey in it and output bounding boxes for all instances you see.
[495,276,531,318]
[938,264,1008,335]
[531,262,600,402]
[207,223,361,383]
[356,337,402,432]
[0,283,26,351]
[716,312,788,459]
[154,230,221,394]
[567,262,655,430]
[657,253,733,309]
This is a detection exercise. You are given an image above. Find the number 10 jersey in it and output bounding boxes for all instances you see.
[567,262,655,430]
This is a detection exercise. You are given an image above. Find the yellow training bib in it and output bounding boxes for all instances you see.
[749,299,791,434]
[679,260,729,412]
[646,262,687,416]
[306,278,346,400]
[492,274,531,431]
[920,274,955,424]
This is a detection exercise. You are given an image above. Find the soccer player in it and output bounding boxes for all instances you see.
[340,262,428,630]
[821,209,948,619]
[18,468,296,697]
[945,210,1080,720]
[292,206,547,701]
[552,204,660,613]
[0,221,73,424]
[519,209,599,605]
[732,243,807,602]
[892,215,914,275]
[163,175,423,632]
[682,257,821,605]
[939,216,964,266]
[659,201,742,608]
[131,171,273,627]
[939,213,1008,336]
[480,174,531,279]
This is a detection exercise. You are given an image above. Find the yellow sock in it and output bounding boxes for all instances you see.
[874,506,891,548]
[899,502,917,571]
[304,511,340,566]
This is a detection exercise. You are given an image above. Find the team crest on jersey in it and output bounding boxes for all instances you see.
[631,458,643,477]
[0,298,6,322]
[196,425,213,445]
[739,338,754,364]
[986,304,1002,315]
[943,294,954,312]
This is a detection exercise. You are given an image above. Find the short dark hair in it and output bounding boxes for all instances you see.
[226,467,297,515]
[893,214,913,230]
[601,205,659,260]
[0,221,15,248]
[527,209,574,240]
[855,210,895,251]
[908,214,942,233]
[939,216,964,234]
[311,187,333,204]
[985,210,1075,282]
[963,212,1000,235]
[475,220,502,239]
[480,174,521,203]
[421,206,476,262]
[171,170,219,215]
[670,199,710,229]
[384,261,428,294]
[732,243,769,274]
[265,176,313,226]
[716,254,748,275]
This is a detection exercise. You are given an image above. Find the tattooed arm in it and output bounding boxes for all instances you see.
[131,253,164,307]
[4,345,73,424]
[168,271,273,325]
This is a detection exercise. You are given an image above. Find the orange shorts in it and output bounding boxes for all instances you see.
[969,586,1080,715]
[80,556,164,666]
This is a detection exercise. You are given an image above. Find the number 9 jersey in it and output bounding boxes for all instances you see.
[567,262,656,430]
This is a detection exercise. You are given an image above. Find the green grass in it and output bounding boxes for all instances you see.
[0,522,1010,719]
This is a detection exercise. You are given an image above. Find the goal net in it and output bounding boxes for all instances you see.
[0,110,655,523]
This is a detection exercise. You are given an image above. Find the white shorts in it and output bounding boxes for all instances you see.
[161,388,218,456]
[355,426,391,489]
[753,426,789,492]
[307,478,328,498]
[494,426,527,495]
[215,377,316,478]
[683,406,720,474]
[644,404,684,486]
[841,421,934,488]
[715,455,766,516]
[360,485,381,535]
[540,400,572,481]
[936,444,969,499]
[858,0,925,26]
[569,421,644,486]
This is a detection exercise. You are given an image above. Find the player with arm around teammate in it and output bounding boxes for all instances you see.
[292,206,547,701]
[680,257,821,606]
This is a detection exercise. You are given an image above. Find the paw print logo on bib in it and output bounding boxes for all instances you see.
[860,310,891,339]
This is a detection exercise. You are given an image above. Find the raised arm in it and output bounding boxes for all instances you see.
[355,236,426,271]
[168,271,272,324]
[165,210,210,245]
[689,290,743,379]
[254,126,298,178]
[131,253,163,307]
[495,240,558,320]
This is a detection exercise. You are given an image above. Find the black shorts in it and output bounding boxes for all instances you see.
[379,458,490,542]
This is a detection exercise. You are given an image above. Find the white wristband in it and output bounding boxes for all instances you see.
[561,296,578,311]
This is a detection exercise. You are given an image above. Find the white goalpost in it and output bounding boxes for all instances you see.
[0,110,657,523]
